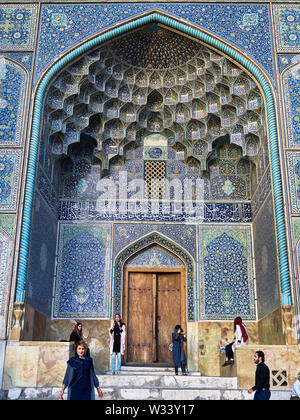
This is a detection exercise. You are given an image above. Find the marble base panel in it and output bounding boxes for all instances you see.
[50,319,111,374]
[258,306,286,345]
[198,321,259,377]
[235,345,300,390]
[3,341,72,389]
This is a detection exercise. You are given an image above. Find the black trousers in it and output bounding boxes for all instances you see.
[225,342,234,359]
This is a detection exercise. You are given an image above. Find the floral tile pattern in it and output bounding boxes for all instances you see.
[282,62,300,148]
[0,58,27,146]
[198,225,255,320]
[0,229,11,339]
[273,5,300,52]
[0,149,22,211]
[0,5,38,51]
[53,223,112,318]
[34,3,275,84]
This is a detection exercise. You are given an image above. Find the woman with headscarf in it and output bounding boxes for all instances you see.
[222,316,248,366]
[172,325,187,376]
[69,322,83,345]
[59,340,103,400]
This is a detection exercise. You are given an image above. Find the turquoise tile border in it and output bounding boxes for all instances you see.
[15,11,291,307]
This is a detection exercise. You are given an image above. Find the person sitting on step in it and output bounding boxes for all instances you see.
[222,317,248,367]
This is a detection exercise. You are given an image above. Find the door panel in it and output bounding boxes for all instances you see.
[125,270,184,364]
[127,272,155,363]
[157,273,181,364]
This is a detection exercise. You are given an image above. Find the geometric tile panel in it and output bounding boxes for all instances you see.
[0,5,38,51]
[0,149,22,211]
[286,151,300,213]
[198,225,256,320]
[273,4,300,52]
[0,229,11,339]
[53,223,112,319]
[0,58,27,146]
[282,62,300,147]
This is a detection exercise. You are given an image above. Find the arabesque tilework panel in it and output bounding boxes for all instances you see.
[198,225,256,320]
[53,223,112,318]
[0,58,28,146]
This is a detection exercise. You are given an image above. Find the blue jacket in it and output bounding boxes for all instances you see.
[172,332,187,366]
[63,355,99,400]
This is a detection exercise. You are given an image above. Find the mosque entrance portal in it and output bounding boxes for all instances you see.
[123,268,186,365]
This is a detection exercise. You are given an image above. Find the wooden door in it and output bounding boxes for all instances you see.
[125,270,185,364]
[157,273,181,364]
[126,272,156,363]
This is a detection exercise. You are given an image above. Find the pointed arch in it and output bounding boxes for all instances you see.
[15,11,291,308]
[112,231,196,321]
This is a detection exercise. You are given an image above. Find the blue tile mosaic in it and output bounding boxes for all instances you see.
[53,223,112,318]
[0,58,27,146]
[0,149,22,211]
[125,244,184,268]
[0,53,33,72]
[273,4,300,52]
[26,194,58,318]
[282,62,300,147]
[0,5,38,51]
[34,3,275,85]
[287,151,300,214]
[58,200,252,224]
[113,223,197,260]
[198,225,255,320]
[278,54,300,74]
[0,229,11,339]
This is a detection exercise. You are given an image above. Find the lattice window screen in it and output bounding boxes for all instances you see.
[144,161,166,199]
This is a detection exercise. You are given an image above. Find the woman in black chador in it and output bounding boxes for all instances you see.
[60,340,103,400]
[109,314,126,375]
[172,325,187,376]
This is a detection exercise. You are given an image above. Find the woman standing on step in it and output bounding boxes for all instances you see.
[60,340,103,400]
[109,314,126,375]
[172,325,187,376]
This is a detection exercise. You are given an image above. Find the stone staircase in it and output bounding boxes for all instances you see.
[97,365,245,400]
[0,365,291,400]
[95,365,291,400]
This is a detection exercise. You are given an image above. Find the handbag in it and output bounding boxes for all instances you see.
[168,343,173,352]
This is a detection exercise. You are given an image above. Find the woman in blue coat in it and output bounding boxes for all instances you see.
[172,325,187,376]
[59,340,103,400]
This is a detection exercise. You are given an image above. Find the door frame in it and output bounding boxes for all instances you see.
[123,267,187,364]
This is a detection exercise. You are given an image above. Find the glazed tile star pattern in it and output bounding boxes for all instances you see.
[0,5,38,51]
[0,149,22,211]
[198,225,255,320]
[0,58,27,146]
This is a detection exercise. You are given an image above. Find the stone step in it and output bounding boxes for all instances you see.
[98,374,238,390]
[1,386,291,400]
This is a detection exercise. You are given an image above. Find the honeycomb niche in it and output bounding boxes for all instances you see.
[44,24,266,184]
